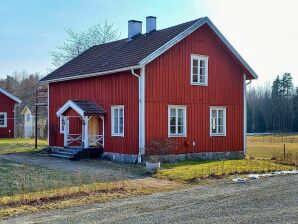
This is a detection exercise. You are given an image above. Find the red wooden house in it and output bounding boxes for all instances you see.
[40,17,257,163]
[0,88,22,138]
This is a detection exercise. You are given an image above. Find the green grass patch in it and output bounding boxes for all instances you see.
[157,159,294,182]
[0,138,48,155]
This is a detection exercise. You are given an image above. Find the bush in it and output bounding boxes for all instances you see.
[144,138,176,162]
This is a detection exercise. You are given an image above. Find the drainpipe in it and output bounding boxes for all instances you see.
[243,75,252,156]
[131,68,145,164]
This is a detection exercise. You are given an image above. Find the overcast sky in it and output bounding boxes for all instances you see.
[0,0,297,86]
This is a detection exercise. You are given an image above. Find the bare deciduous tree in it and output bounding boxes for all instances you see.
[50,21,120,67]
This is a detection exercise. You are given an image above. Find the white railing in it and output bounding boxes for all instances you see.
[67,134,83,146]
[88,135,104,147]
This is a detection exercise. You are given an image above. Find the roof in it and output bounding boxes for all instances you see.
[56,100,106,117]
[0,88,22,104]
[40,17,258,83]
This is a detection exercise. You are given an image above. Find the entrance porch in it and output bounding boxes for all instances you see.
[52,100,106,159]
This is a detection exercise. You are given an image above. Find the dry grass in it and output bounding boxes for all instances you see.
[0,177,183,219]
[0,138,47,155]
[0,157,182,219]
[157,159,294,182]
[247,134,298,166]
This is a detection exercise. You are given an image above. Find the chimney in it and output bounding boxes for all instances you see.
[128,20,142,39]
[146,16,156,33]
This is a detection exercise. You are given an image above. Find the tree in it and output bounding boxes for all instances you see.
[292,88,298,131]
[50,21,120,67]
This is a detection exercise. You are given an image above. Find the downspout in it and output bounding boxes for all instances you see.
[243,75,252,156]
[131,68,145,164]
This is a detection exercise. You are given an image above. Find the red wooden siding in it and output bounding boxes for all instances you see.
[145,24,245,154]
[49,71,139,154]
[0,93,16,138]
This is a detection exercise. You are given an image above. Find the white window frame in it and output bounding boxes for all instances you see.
[111,105,124,137]
[168,105,187,137]
[0,112,7,128]
[190,54,208,86]
[210,107,227,136]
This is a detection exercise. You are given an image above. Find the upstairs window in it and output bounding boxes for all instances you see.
[168,106,186,137]
[111,106,124,136]
[210,107,226,136]
[0,112,7,128]
[191,54,208,85]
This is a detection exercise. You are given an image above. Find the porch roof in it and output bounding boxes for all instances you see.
[57,100,106,117]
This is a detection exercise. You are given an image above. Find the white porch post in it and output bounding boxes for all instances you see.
[63,116,69,147]
[101,116,105,147]
[83,116,89,148]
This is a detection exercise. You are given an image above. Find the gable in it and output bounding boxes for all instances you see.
[0,88,21,104]
[40,17,257,84]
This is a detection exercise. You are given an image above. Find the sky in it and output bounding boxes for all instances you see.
[0,0,298,86]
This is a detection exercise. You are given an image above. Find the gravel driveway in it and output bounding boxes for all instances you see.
[3,174,297,224]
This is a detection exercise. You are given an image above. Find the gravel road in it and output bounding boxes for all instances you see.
[3,174,297,224]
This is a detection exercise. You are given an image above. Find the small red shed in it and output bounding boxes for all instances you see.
[0,88,22,138]
[40,17,258,163]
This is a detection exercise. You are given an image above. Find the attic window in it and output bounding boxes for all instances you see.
[0,112,7,128]
[191,54,208,86]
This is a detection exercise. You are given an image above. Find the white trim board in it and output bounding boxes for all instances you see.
[0,88,22,104]
[56,100,85,117]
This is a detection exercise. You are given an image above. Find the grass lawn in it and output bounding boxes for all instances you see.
[0,160,109,197]
[0,159,182,218]
[157,159,294,182]
[0,138,48,155]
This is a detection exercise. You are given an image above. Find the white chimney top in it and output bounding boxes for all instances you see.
[128,20,142,39]
[146,16,156,33]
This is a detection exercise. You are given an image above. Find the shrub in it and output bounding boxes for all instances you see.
[144,138,177,162]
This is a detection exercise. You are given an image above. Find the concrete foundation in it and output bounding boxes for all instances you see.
[102,151,244,163]
[102,152,139,163]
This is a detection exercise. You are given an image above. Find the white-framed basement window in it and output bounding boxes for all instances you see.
[210,107,226,136]
[168,105,186,137]
[111,106,124,137]
[191,54,208,85]
[0,112,7,128]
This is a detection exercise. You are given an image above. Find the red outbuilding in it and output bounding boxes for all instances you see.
[40,17,258,163]
[0,88,22,138]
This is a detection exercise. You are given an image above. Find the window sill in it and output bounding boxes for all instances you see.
[191,82,208,86]
[169,134,186,138]
[210,134,226,137]
[111,134,124,137]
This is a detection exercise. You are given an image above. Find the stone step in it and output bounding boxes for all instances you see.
[49,151,75,159]
[58,148,80,154]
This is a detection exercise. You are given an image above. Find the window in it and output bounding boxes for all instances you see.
[0,112,7,128]
[210,107,226,136]
[191,54,208,85]
[168,106,186,137]
[111,106,124,136]
[26,114,31,122]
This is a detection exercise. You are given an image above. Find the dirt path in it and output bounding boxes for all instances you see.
[0,154,144,181]
[3,175,297,224]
